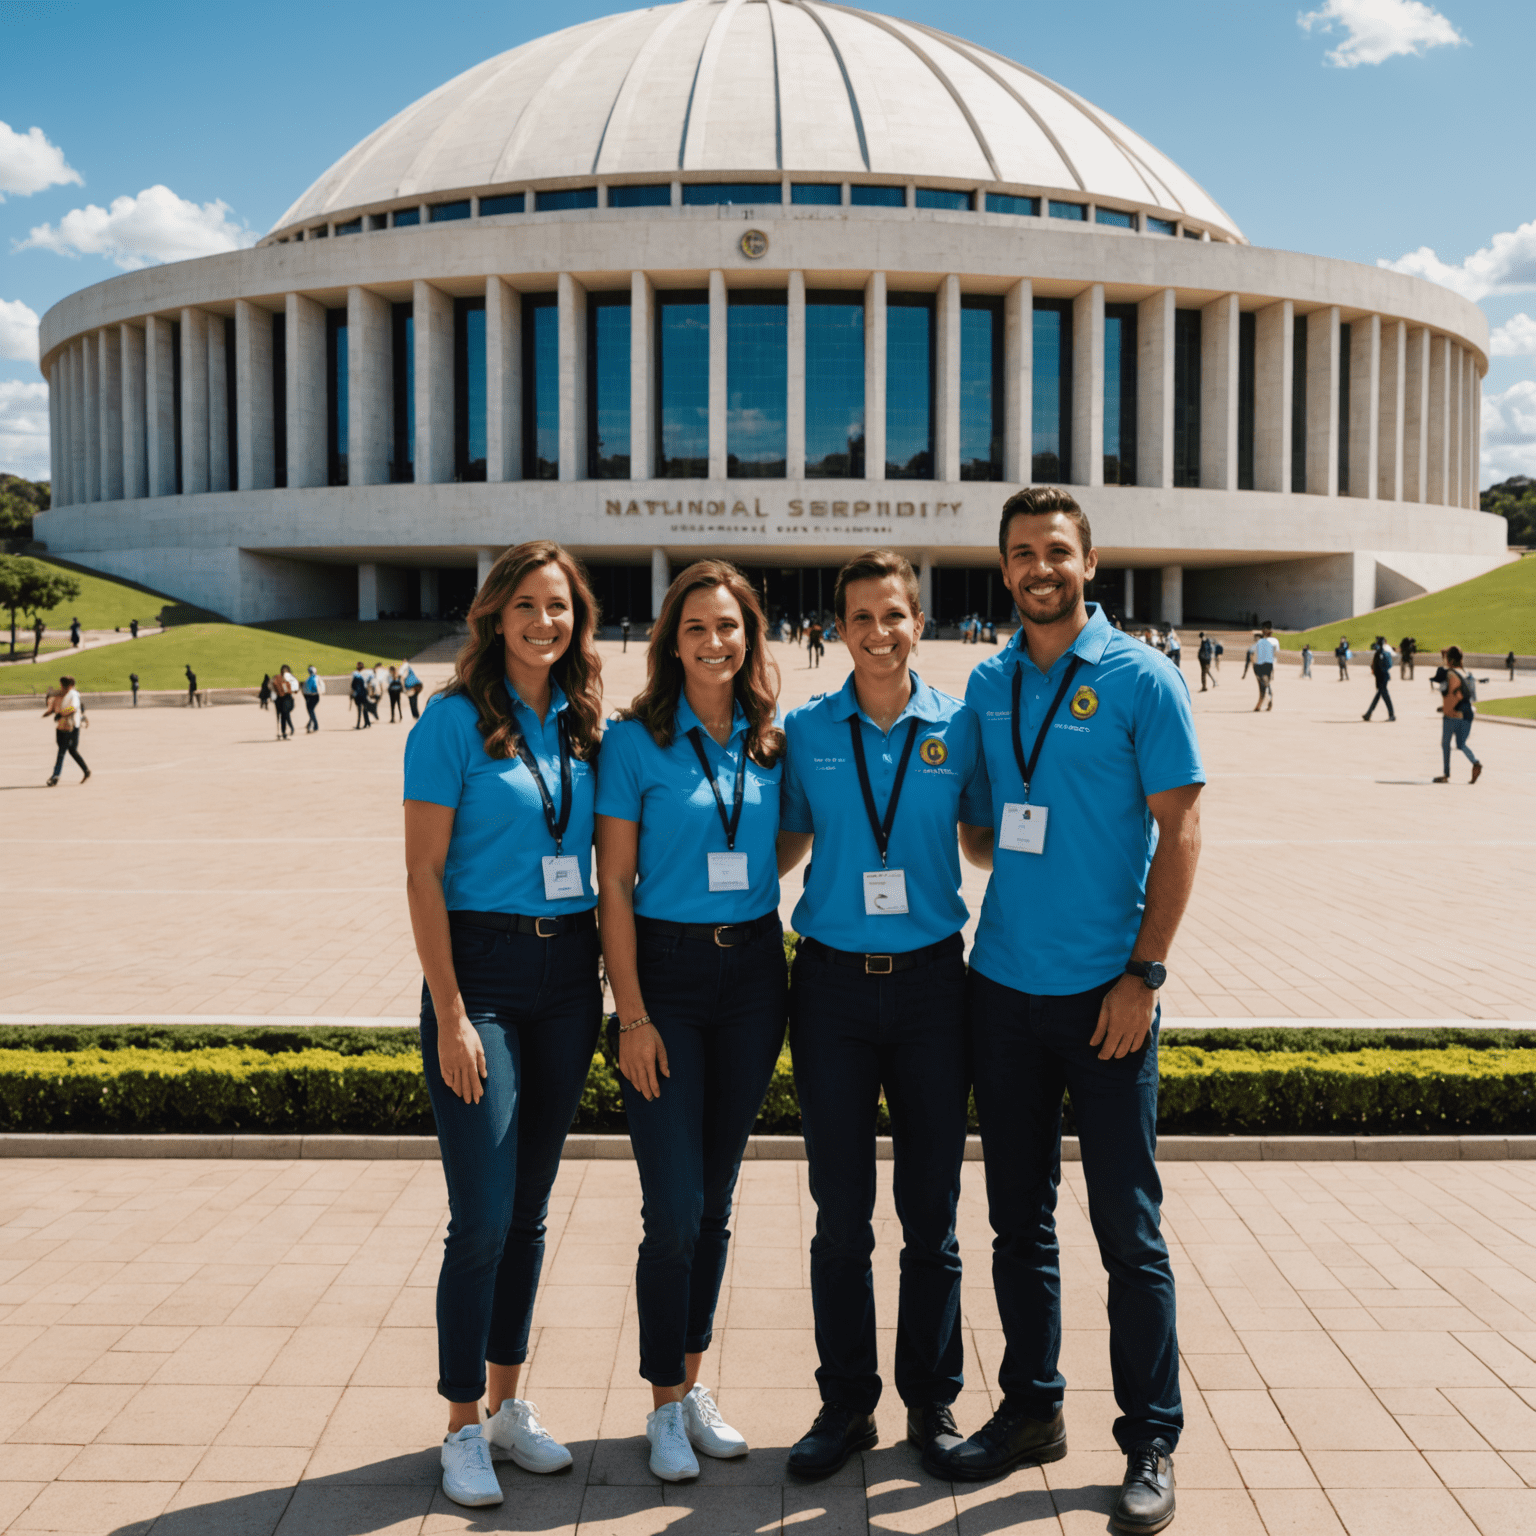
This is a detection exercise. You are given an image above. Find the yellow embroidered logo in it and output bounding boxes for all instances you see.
[1069,685,1099,720]
[919,736,949,766]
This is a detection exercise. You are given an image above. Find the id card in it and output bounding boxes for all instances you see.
[707,852,749,892]
[542,855,585,901]
[998,802,1048,855]
[863,868,909,915]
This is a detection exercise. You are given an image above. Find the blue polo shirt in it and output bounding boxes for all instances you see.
[965,605,1204,995]
[595,697,782,923]
[402,679,596,915]
[781,671,990,953]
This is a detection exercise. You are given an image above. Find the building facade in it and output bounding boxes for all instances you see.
[37,0,1502,630]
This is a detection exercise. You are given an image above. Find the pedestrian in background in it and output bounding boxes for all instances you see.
[44,675,90,786]
[1363,641,1396,722]
[805,617,824,669]
[1251,623,1277,712]
[185,664,200,707]
[402,661,423,720]
[1435,646,1482,784]
[388,665,405,722]
[1197,633,1215,692]
[1334,637,1350,680]
[621,616,632,653]
[1300,643,1312,679]
[70,617,81,648]
[1508,650,1518,683]
[302,665,325,731]
[259,673,273,712]
[350,663,370,728]
[1165,626,1181,669]
[367,665,385,724]
[273,665,299,740]
[1400,637,1416,681]
[30,617,44,661]
[129,619,139,640]
[129,672,140,706]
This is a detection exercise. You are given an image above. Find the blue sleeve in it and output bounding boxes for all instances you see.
[779,718,814,834]
[402,695,470,808]
[594,722,645,822]
[956,707,993,826]
[1134,662,1206,797]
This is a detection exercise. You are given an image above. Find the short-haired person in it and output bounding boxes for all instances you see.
[944,488,1204,1536]
[302,665,325,732]
[44,675,90,785]
[1435,645,1482,784]
[1251,622,1277,711]
[273,665,299,740]
[776,551,993,1481]
[403,541,605,1509]
[596,561,788,1483]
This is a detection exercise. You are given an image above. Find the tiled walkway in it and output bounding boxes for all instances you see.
[0,1155,1532,1534]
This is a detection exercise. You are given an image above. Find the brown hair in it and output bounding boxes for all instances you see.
[998,486,1094,557]
[443,541,603,760]
[620,560,784,767]
[834,549,921,623]
[58,675,76,688]
[1446,646,1464,667]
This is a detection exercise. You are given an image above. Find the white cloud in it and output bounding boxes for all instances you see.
[1480,379,1536,485]
[0,121,82,201]
[1489,314,1536,357]
[0,380,51,482]
[0,299,40,365]
[1298,0,1467,68]
[16,184,256,270]
[1379,218,1536,301]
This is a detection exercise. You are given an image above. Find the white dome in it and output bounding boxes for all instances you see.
[272,0,1242,241]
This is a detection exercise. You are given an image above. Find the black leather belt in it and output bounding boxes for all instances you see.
[450,909,597,938]
[797,933,957,976]
[635,913,780,949]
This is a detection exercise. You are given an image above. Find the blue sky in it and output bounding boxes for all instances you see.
[4,0,1532,486]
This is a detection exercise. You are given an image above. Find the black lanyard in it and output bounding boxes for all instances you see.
[515,710,572,856]
[848,715,920,869]
[687,727,746,852]
[1010,655,1083,802]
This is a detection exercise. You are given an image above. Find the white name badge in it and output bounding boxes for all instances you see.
[998,802,1049,855]
[863,869,910,915]
[708,852,750,892]
[542,855,585,901]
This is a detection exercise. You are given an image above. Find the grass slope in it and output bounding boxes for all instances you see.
[1479,694,1536,719]
[7,557,219,633]
[1277,554,1536,655]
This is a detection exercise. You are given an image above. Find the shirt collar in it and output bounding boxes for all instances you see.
[829,669,943,727]
[505,676,568,730]
[674,693,747,744]
[1009,603,1113,676]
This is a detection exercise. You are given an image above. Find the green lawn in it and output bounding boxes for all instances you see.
[1480,694,1536,720]
[1277,554,1536,655]
[8,556,220,634]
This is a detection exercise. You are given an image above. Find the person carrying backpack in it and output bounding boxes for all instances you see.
[1363,641,1396,722]
[1197,633,1215,691]
[1434,646,1482,784]
[302,665,325,732]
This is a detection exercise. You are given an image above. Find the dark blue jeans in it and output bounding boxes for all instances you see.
[621,921,788,1385]
[789,934,969,1414]
[421,917,601,1402]
[967,968,1181,1451]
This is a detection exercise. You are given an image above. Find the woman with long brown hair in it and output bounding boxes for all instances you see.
[403,540,604,1509]
[595,559,787,1482]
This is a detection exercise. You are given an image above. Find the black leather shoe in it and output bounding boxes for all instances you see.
[906,1402,965,1478]
[786,1403,879,1480]
[1112,1440,1175,1534]
[943,1404,1066,1482]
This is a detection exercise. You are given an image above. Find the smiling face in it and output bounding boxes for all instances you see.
[676,584,747,701]
[496,561,574,681]
[842,574,922,687]
[999,510,1098,628]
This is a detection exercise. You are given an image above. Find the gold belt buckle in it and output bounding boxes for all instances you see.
[865,954,893,975]
[534,917,558,938]
[714,925,735,948]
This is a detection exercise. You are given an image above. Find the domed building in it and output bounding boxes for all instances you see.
[37,0,1500,628]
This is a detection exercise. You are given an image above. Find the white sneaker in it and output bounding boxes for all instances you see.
[440,1424,503,1507]
[483,1398,574,1473]
[646,1400,701,1482]
[683,1385,748,1458]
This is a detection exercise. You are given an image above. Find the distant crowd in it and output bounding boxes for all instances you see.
[258,661,425,738]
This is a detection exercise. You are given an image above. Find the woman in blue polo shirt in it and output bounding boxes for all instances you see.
[776,549,993,1483]
[403,540,604,1510]
[596,560,786,1485]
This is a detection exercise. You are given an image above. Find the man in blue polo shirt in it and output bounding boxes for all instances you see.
[941,488,1204,1536]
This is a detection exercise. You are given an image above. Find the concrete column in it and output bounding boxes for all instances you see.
[180,307,209,495]
[82,333,99,502]
[358,562,379,622]
[234,302,274,492]
[71,342,89,502]
[476,547,497,592]
[420,568,440,619]
[286,293,326,489]
[1304,306,1338,497]
[1003,278,1032,483]
[99,327,123,501]
[1450,346,1464,508]
[1377,319,1404,502]
[146,317,177,498]
[414,281,454,485]
[1136,288,1174,488]
[1124,567,1136,621]
[1071,284,1103,488]
[558,271,587,481]
[786,270,806,479]
[630,272,655,480]
[1200,294,1239,491]
[486,277,520,482]
[348,286,390,487]
[54,352,71,507]
[917,549,934,618]
[48,359,63,507]
[206,317,229,492]
[651,546,669,616]
[1253,300,1293,494]
[1427,334,1449,506]
[934,274,962,482]
[1347,314,1379,500]
[1403,327,1429,502]
[1161,565,1183,627]
[1473,369,1483,508]
[1465,354,1479,507]
[708,270,727,479]
[864,272,886,481]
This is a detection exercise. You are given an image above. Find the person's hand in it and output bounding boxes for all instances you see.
[618,1022,670,1101]
[1089,975,1157,1061]
[437,1009,487,1104]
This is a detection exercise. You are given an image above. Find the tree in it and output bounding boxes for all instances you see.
[0,556,81,662]
[0,476,51,542]
[1481,476,1536,546]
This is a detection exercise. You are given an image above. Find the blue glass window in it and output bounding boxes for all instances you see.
[917,188,972,211]
[310,226,328,239]
[656,291,709,477]
[1237,311,1255,490]
[1173,309,1201,488]
[390,302,413,483]
[1147,216,1176,237]
[792,184,841,205]
[852,185,905,208]
[960,296,1003,481]
[1184,229,1202,240]
[1049,200,1086,221]
[1032,299,1071,481]
[1096,207,1135,229]
[805,291,864,478]
[271,314,286,489]
[986,193,1039,217]
[392,207,419,227]
[728,292,786,478]
[536,188,598,212]
[454,297,486,482]
[480,193,524,217]
[886,294,934,480]
[326,310,348,487]
[587,293,631,479]
[430,200,471,223]
[1338,321,1351,494]
[522,295,559,480]
[1104,304,1138,486]
[608,184,670,208]
[336,218,362,236]
[1291,315,1307,493]
[682,183,782,206]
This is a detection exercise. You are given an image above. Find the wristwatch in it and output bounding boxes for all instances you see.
[1125,960,1167,990]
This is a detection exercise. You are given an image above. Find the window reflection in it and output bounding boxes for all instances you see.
[728,292,787,478]
[917,188,971,211]
[392,208,419,228]
[1032,300,1071,481]
[588,294,631,479]
[886,294,934,480]
[682,184,781,206]
[454,297,486,482]
[656,292,709,477]
[852,185,905,208]
[326,310,348,487]
[1049,201,1086,221]
[1174,309,1201,488]
[986,193,1039,217]
[522,295,558,480]
[430,201,471,223]
[480,193,524,217]
[1096,208,1135,229]
[805,291,864,478]
[536,188,598,212]
[1104,304,1138,485]
[960,297,1003,481]
[1147,216,1176,237]
[609,185,670,208]
[792,184,841,206]
[389,303,413,483]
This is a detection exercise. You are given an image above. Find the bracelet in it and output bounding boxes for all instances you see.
[618,1013,652,1033]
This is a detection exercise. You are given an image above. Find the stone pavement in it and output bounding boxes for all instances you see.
[1,638,1532,1023]
[0,1154,1531,1534]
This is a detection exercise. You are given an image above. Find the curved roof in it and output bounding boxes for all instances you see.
[272,0,1242,241]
